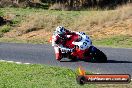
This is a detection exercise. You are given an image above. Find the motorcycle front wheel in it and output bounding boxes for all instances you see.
[87,46,107,63]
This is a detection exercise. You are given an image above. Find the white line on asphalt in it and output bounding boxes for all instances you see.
[24,63,31,65]
[15,62,22,64]
[0,59,31,65]
[6,61,14,63]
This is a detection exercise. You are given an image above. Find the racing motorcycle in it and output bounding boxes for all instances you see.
[50,32,107,63]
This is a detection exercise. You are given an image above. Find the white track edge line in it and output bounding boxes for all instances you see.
[0,59,31,65]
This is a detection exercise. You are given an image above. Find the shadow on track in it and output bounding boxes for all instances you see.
[60,59,132,63]
[107,60,132,63]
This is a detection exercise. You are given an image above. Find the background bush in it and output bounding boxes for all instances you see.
[0,0,131,10]
[0,25,11,33]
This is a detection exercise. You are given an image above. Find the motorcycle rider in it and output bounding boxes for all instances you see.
[52,26,74,61]
[52,26,92,61]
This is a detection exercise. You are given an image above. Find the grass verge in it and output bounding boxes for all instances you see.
[0,62,131,88]
[0,35,131,48]
[0,62,95,88]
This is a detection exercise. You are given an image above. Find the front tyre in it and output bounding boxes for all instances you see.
[93,48,107,63]
[95,50,107,63]
[88,46,107,63]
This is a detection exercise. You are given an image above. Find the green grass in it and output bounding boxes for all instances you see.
[0,11,4,16]
[0,38,27,43]
[0,62,95,88]
[0,37,49,44]
[0,35,131,48]
[0,25,11,33]
[0,25,11,37]
[0,62,131,88]
[93,35,132,48]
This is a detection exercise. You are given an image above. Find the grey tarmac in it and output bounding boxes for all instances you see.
[0,43,132,76]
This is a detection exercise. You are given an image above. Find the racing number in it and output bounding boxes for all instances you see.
[80,42,88,49]
[83,42,87,46]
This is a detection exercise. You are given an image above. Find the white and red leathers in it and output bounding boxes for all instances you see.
[72,32,92,50]
[52,30,92,61]
[52,30,74,61]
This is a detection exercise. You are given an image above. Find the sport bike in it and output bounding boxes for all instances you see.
[50,33,107,63]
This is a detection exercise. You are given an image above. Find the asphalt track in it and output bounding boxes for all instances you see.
[0,43,132,76]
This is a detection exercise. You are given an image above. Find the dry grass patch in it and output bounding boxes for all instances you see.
[4,13,58,37]
[72,4,132,33]
[0,4,132,46]
[18,30,52,43]
[89,19,132,39]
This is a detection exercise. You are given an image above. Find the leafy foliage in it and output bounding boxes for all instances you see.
[0,0,131,10]
[0,11,4,16]
[0,25,11,33]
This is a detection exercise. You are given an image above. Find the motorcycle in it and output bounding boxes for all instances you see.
[50,33,107,63]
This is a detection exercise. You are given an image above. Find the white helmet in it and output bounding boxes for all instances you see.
[55,26,66,35]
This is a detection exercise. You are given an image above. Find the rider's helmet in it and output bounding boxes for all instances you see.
[55,26,67,40]
[55,26,66,35]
